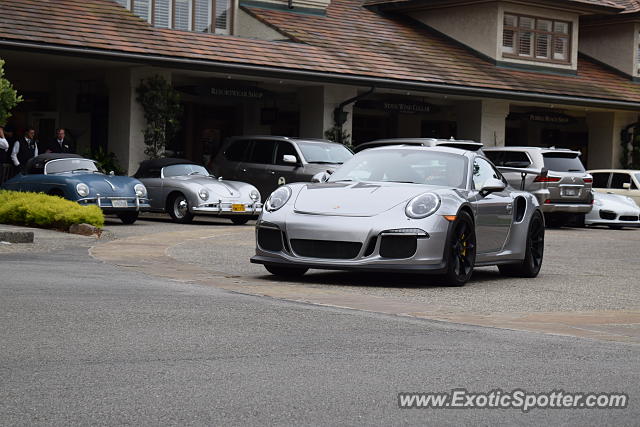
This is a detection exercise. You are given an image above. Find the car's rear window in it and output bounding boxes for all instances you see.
[485,151,531,168]
[542,152,585,173]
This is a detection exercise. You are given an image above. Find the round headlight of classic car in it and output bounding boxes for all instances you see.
[198,188,210,201]
[266,186,292,212]
[405,193,441,219]
[76,183,90,197]
[250,189,260,202]
[134,183,147,198]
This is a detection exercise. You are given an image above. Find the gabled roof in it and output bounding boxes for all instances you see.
[364,0,625,12]
[1,0,640,108]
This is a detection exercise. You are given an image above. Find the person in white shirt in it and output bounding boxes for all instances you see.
[11,128,39,171]
[0,127,8,151]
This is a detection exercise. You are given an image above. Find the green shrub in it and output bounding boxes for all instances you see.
[0,190,104,230]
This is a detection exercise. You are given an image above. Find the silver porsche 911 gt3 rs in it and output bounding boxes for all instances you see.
[250,146,545,286]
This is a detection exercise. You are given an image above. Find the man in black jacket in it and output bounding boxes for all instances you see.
[46,128,75,154]
[11,128,39,172]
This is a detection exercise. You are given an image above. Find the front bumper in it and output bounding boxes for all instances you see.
[251,213,451,274]
[586,209,640,227]
[192,201,262,216]
[78,196,150,213]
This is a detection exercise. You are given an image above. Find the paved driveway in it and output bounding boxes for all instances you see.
[1,230,639,425]
[88,215,640,343]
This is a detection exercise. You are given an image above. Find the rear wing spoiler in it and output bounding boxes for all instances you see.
[497,166,549,191]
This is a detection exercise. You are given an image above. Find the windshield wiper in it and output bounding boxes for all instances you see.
[308,161,341,165]
[384,181,416,184]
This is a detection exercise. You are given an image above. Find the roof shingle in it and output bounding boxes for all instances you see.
[0,0,640,106]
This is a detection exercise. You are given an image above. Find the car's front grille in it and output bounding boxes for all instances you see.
[257,227,283,252]
[600,211,617,220]
[620,215,639,222]
[290,239,362,259]
[379,235,418,259]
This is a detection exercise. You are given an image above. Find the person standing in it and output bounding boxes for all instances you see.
[11,127,39,172]
[47,128,74,154]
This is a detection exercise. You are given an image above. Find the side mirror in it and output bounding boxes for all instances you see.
[480,178,507,196]
[311,171,330,183]
[282,155,298,165]
[623,182,631,190]
[109,170,115,176]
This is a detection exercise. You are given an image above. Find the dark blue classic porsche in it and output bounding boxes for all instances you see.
[2,153,150,224]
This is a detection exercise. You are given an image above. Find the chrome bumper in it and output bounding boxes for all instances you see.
[77,195,150,212]
[192,201,262,215]
[540,203,593,214]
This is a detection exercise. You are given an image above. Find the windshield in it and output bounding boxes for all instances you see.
[636,173,640,184]
[542,153,585,173]
[45,159,99,174]
[163,164,211,178]
[297,141,353,164]
[328,149,468,188]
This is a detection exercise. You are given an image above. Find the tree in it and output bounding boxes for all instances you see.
[0,59,22,126]
[135,75,183,159]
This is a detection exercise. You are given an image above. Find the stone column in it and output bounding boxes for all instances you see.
[456,99,509,146]
[106,67,172,174]
[587,111,638,169]
[298,84,358,142]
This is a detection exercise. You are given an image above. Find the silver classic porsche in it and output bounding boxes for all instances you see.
[134,158,262,224]
[251,146,545,286]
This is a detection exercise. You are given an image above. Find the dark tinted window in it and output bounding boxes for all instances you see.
[591,173,610,188]
[542,152,585,173]
[485,151,531,168]
[225,140,251,162]
[275,142,299,166]
[249,140,277,164]
[611,173,635,189]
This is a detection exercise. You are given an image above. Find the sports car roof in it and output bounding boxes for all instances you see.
[134,158,197,178]
[25,153,85,175]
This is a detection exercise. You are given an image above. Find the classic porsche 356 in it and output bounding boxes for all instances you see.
[2,153,150,224]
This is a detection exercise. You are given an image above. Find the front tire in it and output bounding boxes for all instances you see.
[230,217,250,225]
[499,211,545,278]
[439,211,476,287]
[118,212,139,224]
[264,264,308,278]
[168,193,194,224]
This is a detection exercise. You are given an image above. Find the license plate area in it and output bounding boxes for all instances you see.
[111,200,129,208]
[561,187,580,197]
[232,204,246,212]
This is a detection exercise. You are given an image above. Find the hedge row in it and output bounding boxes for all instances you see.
[0,190,104,229]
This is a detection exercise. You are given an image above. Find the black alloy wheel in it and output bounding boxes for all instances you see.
[499,211,545,278]
[440,211,476,287]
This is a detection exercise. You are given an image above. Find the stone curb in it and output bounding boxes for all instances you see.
[0,229,35,244]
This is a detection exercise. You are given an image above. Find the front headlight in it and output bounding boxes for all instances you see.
[594,199,603,207]
[134,183,147,198]
[405,193,441,219]
[198,188,209,201]
[265,186,292,212]
[76,183,89,197]
[250,189,260,202]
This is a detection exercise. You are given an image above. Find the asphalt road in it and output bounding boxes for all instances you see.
[1,221,639,425]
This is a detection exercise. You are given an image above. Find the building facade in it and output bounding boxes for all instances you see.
[1,0,640,173]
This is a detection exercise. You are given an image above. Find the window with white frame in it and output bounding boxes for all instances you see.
[502,13,571,64]
[118,0,232,34]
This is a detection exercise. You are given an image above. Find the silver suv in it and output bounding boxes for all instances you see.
[484,147,593,225]
[211,136,353,199]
